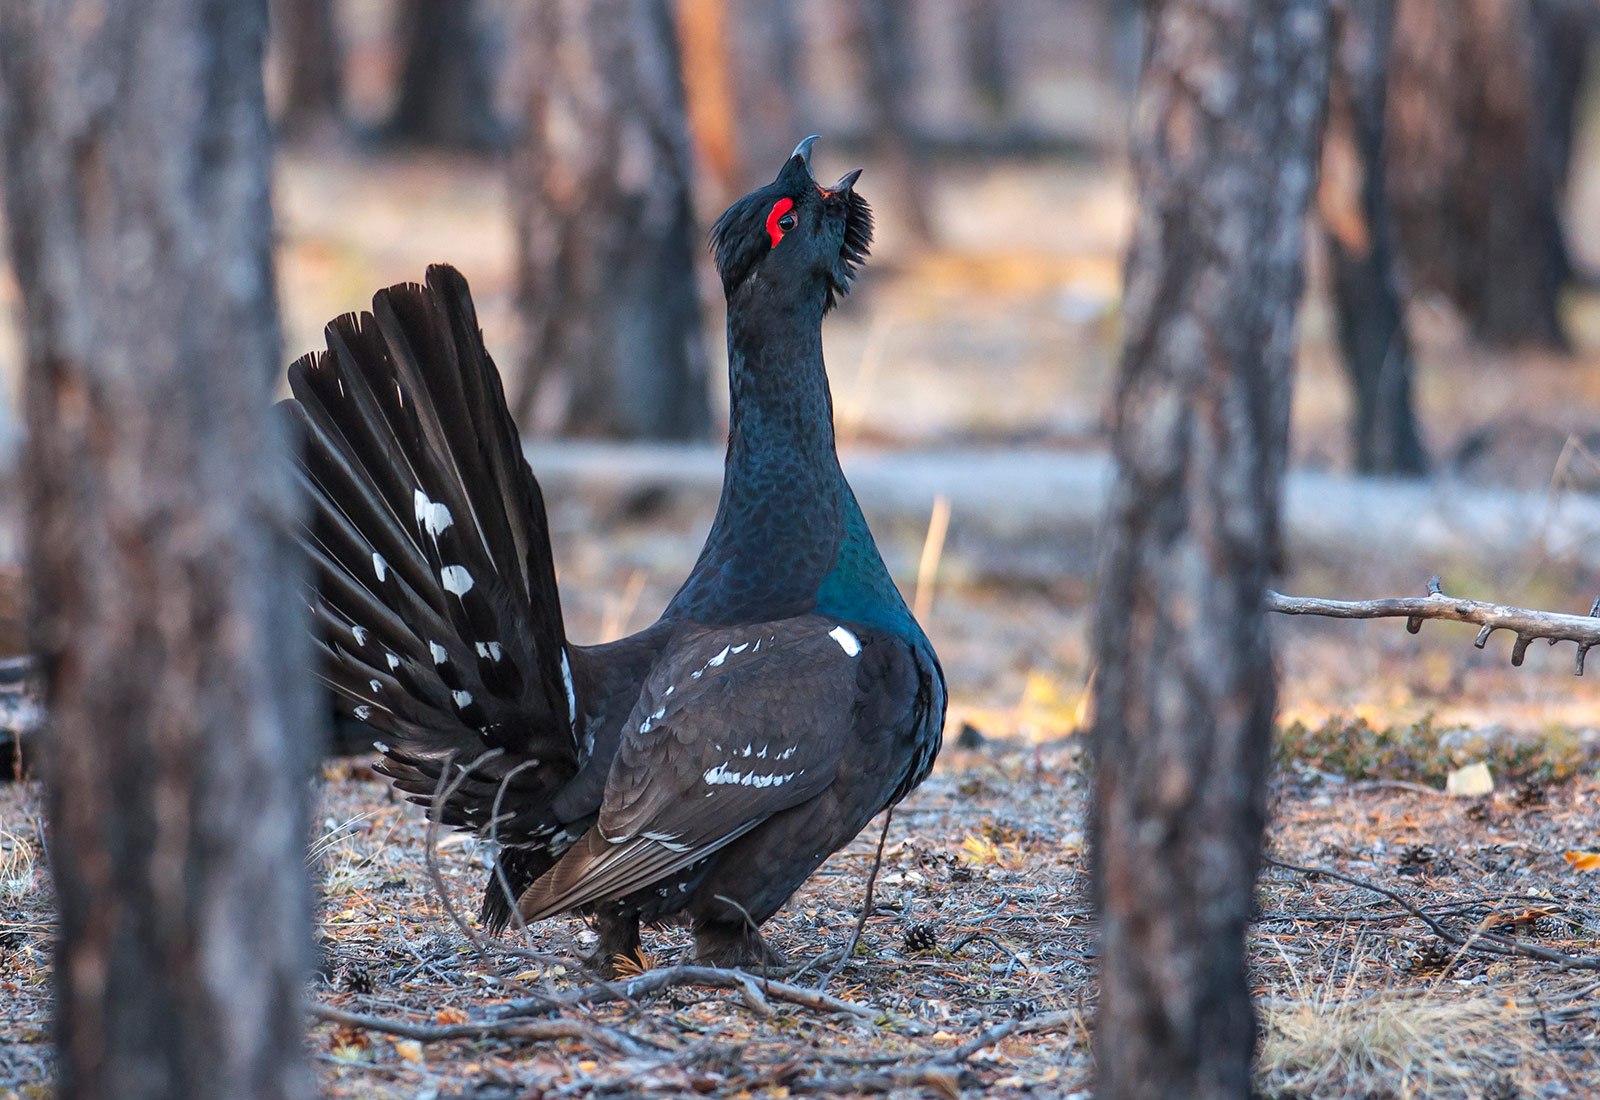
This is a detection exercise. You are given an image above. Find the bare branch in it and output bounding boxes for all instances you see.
[1265,576,1600,674]
[818,806,895,992]
[1265,858,1600,972]
[306,1000,655,1054]
[491,964,905,1025]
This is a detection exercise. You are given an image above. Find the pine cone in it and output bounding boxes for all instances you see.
[904,923,938,953]
[1406,940,1456,975]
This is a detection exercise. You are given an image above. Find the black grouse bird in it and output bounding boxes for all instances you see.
[283,137,945,972]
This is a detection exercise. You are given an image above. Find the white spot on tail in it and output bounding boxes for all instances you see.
[413,489,454,538]
[440,565,474,596]
[372,552,388,582]
[350,625,369,646]
[452,689,474,710]
[475,641,504,662]
[368,679,383,693]
[385,652,400,670]
[355,705,372,721]
[829,626,861,657]
[430,641,448,665]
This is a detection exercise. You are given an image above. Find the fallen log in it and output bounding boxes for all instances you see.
[524,442,1600,574]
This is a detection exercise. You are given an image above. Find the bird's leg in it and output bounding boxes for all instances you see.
[691,919,787,971]
[585,909,642,978]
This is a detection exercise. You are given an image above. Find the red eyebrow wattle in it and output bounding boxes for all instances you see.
[765,198,795,248]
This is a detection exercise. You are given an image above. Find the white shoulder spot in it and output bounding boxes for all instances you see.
[384,652,400,671]
[429,641,449,665]
[451,689,474,711]
[440,565,474,596]
[475,641,504,662]
[828,625,861,657]
[350,624,369,647]
[372,552,388,582]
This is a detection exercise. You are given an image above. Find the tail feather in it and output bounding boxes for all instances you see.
[284,265,580,844]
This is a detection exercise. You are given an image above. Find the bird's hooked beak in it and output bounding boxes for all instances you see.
[790,135,863,198]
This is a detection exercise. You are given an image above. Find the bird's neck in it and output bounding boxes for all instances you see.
[666,287,909,632]
[725,292,837,480]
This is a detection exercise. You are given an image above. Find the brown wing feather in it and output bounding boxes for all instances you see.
[516,617,867,921]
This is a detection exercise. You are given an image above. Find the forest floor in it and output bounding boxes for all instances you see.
[7,138,1600,1097]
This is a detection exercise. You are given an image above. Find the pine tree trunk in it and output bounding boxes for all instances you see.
[1090,2,1330,1098]
[1321,0,1428,475]
[273,0,344,142]
[386,0,502,150]
[728,0,804,187]
[960,0,1014,121]
[678,0,802,201]
[0,1,317,1097]
[510,0,710,440]
[1386,0,1580,349]
[856,0,933,243]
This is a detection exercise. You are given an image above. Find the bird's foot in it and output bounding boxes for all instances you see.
[691,921,787,972]
[584,911,642,979]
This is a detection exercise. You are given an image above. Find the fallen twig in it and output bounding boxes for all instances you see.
[307,1000,655,1055]
[819,806,895,992]
[493,964,904,1025]
[1266,858,1600,972]
[1266,576,1600,674]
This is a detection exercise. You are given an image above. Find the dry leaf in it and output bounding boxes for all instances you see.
[393,1039,423,1065]
[961,834,1025,869]
[433,1006,468,1026]
[1564,850,1600,872]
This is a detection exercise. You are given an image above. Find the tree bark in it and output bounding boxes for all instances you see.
[678,0,802,202]
[386,0,503,150]
[1090,2,1330,1098]
[855,0,933,243]
[728,0,805,187]
[272,0,344,142]
[0,1,317,1097]
[1386,0,1583,349]
[1320,0,1428,475]
[510,0,711,440]
[959,0,1014,121]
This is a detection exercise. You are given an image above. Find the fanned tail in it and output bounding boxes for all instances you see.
[282,266,583,894]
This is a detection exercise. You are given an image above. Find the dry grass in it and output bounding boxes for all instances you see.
[0,822,37,903]
[1258,973,1545,1099]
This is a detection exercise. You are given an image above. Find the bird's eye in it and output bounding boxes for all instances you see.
[765,198,796,247]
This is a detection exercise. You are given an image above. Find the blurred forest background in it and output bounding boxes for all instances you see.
[7,3,1600,1097]
[2,0,1599,754]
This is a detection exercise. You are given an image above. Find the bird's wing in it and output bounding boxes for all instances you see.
[517,616,875,920]
[282,265,580,834]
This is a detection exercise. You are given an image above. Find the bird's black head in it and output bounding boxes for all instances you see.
[710,136,873,313]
